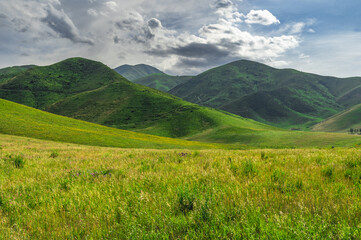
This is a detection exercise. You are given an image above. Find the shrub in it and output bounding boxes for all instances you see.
[4,154,25,169]
[50,151,59,158]
[242,160,257,177]
[322,166,334,179]
[260,152,268,160]
[295,179,303,190]
[14,155,25,169]
[177,186,196,214]
[271,169,285,184]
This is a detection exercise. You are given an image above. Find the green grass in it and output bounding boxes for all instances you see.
[313,103,361,133]
[0,65,35,84]
[169,60,361,130]
[114,64,163,81]
[0,98,223,149]
[1,97,361,149]
[133,73,192,92]
[1,135,361,238]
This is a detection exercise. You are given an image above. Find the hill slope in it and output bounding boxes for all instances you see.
[114,64,163,80]
[1,97,360,148]
[0,58,275,140]
[0,98,220,149]
[170,60,361,129]
[312,103,361,133]
[133,73,192,92]
[0,65,35,84]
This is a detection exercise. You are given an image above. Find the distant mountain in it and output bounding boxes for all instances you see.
[114,64,163,80]
[133,73,192,92]
[312,103,361,133]
[0,65,35,84]
[170,60,361,130]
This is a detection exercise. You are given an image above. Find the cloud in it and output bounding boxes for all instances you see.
[148,18,162,29]
[87,9,98,17]
[245,10,280,25]
[213,0,233,9]
[42,4,94,45]
[105,1,118,11]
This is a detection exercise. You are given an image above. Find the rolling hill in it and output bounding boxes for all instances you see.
[0,65,35,84]
[1,97,360,148]
[312,103,361,133]
[170,60,361,130]
[0,57,359,148]
[0,57,275,139]
[0,98,220,149]
[114,64,163,80]
[133,73,192,92]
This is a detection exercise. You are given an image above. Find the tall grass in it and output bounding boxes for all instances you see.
[0,134,361,238]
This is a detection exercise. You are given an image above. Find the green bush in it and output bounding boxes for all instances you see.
[177,186,196,214]
[50,151,59,158]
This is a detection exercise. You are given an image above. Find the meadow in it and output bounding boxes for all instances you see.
[1,134,361,239]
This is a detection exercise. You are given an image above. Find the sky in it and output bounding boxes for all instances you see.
[1,0,361,77]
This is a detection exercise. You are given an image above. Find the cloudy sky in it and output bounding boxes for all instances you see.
[1,0,361,77]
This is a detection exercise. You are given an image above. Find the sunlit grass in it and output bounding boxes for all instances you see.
[1,134,361,238]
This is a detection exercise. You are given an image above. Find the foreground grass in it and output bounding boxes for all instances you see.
[1,135,361,239]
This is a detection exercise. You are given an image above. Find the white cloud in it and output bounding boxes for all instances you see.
[105,1,118,12]
[87,9,98,17]
[245,10,280,25]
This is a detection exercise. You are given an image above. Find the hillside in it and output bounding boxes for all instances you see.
[0,58,117,109]
[0,98,221,149]
[0,65,35,83]
[133,73,192,92]
[170,60,361,130]
[114,64,163,80]
[312,103,361,133]
[0,58,275,140]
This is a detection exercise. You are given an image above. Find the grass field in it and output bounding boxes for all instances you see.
[0,98,222,150]
[1,134,361,239]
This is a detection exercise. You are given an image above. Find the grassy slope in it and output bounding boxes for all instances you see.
[0,57,276,140]
[0,65,35,83]
[0,58,360,148]
[312,103,361,132]
[0,98,221,149]
[133,73,192,92]
[1,96,359,149]
[114,64,163,81]
[1,138,361,238]
[0,58,117,109]
[170,60,361,129]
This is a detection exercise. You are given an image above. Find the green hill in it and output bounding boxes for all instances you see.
[170,60,361,130]
[1,57,360,148]
[0,98,221,149]
[133,73,192,92]
[0,58,274,139]
[1,97,360,149]
[114,64,163,80]
[312,103,361,133]
[0,65,35,84]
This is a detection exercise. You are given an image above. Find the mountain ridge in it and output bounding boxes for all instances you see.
[114,64,163,80]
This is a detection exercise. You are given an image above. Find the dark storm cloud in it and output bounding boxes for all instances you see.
[172,43,229,58]
[148,18,162,29]
[41,4,93,45]
[146,42,230,70]
[214,0,233,9]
